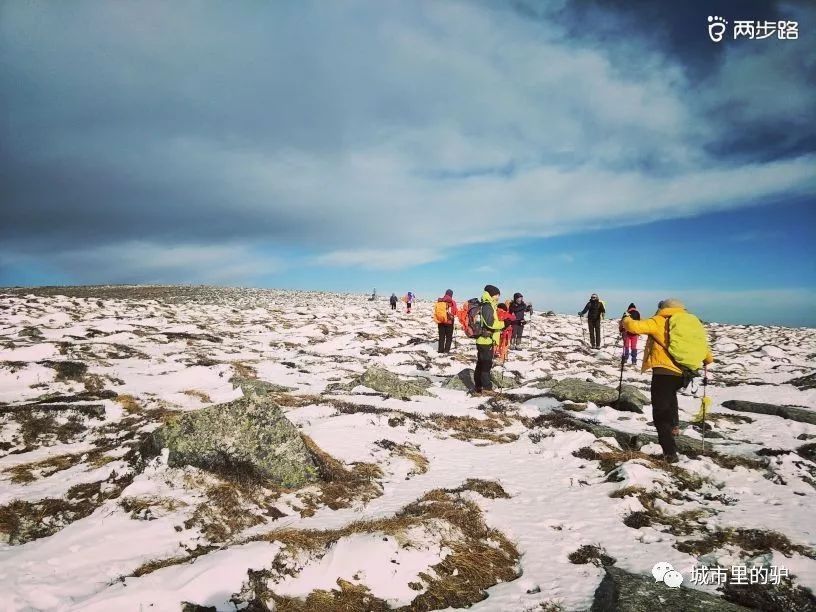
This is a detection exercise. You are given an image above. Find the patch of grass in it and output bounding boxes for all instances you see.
[608,486,647,499]
[40,360,88,382]
[446,478,510,499]
[247,485,521,612]
[4,452,84,484]
[184,482,268,541]
[568,544,616,567]
[377,440,429,477]
[115,394,142,414]
[120,496,187,520]
[182,389,212,403]
[231,362,258,379]
[676,528,816,559]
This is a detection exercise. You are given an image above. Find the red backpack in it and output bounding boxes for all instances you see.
[458,298,486,338]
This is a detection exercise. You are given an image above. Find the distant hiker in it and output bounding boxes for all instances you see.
[508,292,532,349]
[578,293,606,349]
[622,303,641,365]
[369,288,377,301]
[405,292,415,313]
[433,289,458,353]
[474,285,505,396]
[495,303,516,361]
[620,298,714,463]
[390,293,398,310]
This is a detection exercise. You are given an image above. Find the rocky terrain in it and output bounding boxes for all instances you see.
[0,286,814,611]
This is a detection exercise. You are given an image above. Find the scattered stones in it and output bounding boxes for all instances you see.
[787,372,816,390]
[230,376,293,396]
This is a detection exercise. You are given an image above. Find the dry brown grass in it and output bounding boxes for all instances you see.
[4,453,85,484]
[298,435,384,516]
[248,485,521,611]
[676,527,816,559]
[231,361,258,379]
[184,482,270,542]
[115,394,142,414]
[120,496,187,520]
[182,389,212,403]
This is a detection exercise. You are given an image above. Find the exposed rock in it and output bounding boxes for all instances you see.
[357,366,434,397]
[787,372,816,390]
[143,394,318,488]
[722,400,816,426]
[230,376,293,396]
[544,311,556,317]
[38,360,88,382]
[591,566,749,611]
[548,378,647,413]
[443,368,519,392]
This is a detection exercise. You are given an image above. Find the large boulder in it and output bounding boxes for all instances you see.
[548,378,647,413]
[722,400,816,426]
[143,394,317,488]
[443,368,519,392]
[356,366,434,398]
[592,566,749,611]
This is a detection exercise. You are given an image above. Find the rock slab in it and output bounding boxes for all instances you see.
[548,378,647,413]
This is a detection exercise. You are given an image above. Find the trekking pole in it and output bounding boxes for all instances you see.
[580,314,586,347]
[701,365,709,453]
[616,332,625,403]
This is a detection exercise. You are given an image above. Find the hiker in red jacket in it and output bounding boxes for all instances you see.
[433,289,458,353]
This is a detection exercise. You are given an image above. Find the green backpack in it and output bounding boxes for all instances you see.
[665,312,710,374]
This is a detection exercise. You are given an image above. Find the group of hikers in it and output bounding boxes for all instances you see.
[390,286,714,464]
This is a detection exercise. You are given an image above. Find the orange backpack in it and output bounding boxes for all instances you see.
[433,300,451,324]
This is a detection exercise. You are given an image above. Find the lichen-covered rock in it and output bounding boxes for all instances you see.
[143,394,317,488]
[548,378,647,413]
[722,399,816,426]
[443,368,519,392]
[357,366,434,397]
[230,376,293,396]
[592,566,749,611]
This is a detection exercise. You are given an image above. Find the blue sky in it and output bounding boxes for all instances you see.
[1,1,814,326]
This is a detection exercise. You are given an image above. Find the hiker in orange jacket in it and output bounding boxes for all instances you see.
[434,289,458,353]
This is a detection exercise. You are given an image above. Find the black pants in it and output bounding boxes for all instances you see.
[438,323,453,353]
[391,302,397,310]
[651,374,683,456]
[474,344,494,391]
[511,322,523,345]
[588,317,601,348]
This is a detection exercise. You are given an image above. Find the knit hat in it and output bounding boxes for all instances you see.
[628,302,636,309]
[658,298,685,309]
[445,289,453,297]
[484,284,500,297]
[513,292,522,300]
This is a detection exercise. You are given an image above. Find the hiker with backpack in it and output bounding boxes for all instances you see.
[433,289,458,354]
[620,298,714,463]
[390,293,398,310]
[622,303,641,365]
[508,292,532,350]
[405,292,415,313]
[578,294,606,349]
[458,285,505,396]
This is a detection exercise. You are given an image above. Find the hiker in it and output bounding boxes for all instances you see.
[389,293,398,310]
[578,293,606,349]
[620,298,714,463]
[405,292,415,313]
[622,303,641,365]
[495,303,516,361]
[433,289,458,353]
[474,284,505,396]
[508,292,532,349]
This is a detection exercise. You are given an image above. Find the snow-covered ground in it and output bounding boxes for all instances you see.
[0,286,814,611]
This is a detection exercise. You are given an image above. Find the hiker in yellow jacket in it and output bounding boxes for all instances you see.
[474,285,505,396]
[620,298,714,463]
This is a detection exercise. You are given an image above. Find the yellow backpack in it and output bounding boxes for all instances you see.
[666,312,710,372]
[433,300,451,324]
